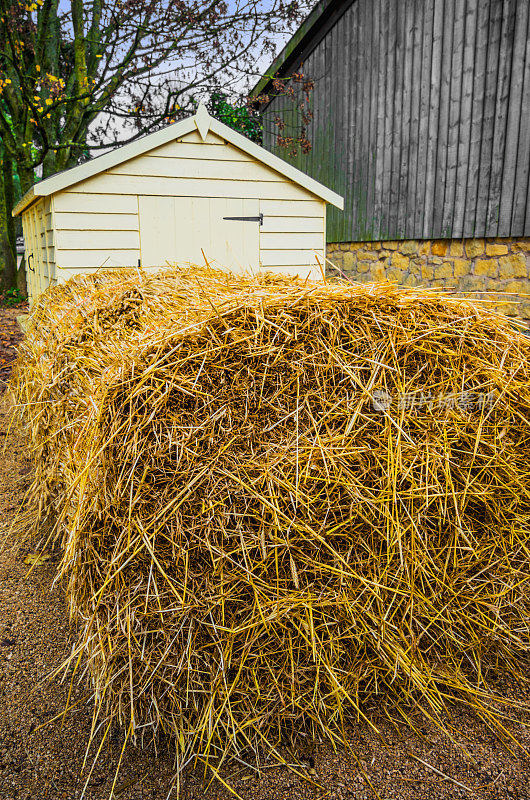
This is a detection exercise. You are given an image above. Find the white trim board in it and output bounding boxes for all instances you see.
[13,105,343,216]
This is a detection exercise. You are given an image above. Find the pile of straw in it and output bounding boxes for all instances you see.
[11,267,530,775]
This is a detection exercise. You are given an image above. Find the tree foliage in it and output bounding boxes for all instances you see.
[0,0,306,180]
[208,92,262,143]
[254,71,314,157]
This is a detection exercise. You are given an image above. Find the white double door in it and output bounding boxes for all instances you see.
[139,195,260,273]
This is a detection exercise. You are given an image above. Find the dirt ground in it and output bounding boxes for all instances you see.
[1,306,530,800]
[0,305,28,390]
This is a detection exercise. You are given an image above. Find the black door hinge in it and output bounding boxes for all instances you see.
[223,213,263,226]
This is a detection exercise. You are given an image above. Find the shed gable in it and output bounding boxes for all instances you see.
[51,127,326,280]
[59,131,318,202]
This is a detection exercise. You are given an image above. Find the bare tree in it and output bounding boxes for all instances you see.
[0,0,309,289]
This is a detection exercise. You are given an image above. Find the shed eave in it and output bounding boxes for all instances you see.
[208,118,343,208]
[250,0,333,100]
[12,105,343,214]
[13,186,41,217]
[12,116,198,215]
[250,0,355,105]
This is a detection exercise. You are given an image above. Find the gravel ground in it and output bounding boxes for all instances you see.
[1,310,530,800]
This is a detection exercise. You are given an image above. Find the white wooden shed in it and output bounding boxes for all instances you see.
[13,104,343,303]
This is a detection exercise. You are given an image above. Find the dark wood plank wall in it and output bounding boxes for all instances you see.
[261,0,530,242]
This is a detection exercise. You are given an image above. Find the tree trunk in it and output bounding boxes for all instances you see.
[0,151,17,293]
[12,163,34,296]
[17,256,28,297]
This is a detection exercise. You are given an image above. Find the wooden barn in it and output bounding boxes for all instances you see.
[13,104,342,303]
[252,0,530,315]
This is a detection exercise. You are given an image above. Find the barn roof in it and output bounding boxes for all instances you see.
[13,104,343,216]
[250,0,353,105]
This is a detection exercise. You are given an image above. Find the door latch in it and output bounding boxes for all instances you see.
[223,213,263,226]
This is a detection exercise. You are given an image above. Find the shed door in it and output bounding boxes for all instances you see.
[139,196,260,273]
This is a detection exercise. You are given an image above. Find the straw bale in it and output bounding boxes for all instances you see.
[11,267,530,777]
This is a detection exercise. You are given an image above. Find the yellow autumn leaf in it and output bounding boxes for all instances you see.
[24,552,52,566]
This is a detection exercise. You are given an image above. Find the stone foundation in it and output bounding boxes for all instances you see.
[326,238,530,319]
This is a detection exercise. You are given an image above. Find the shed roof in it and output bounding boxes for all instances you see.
[13,104,343,217]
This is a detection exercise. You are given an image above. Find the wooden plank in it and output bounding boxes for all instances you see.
[260,216,324,233]
[414,0,432,236]
[363,0,379,239]
[68,173,316,201]
[360,0,374,238]
[48,198,56,283]
[55,249,140,269]
[498,0,527,235]
[216,197,260,273]
[372,0,387,240]
[54,212,140,231]
[260,199,324,217]
[398,0,415,238]
[474,0,502,235]
[486,0,517,234]
[39,203,53,282]
[55,229,140,250]
[339,5,352,241]
[53,192,139,214]
[323,18,333,195]
[344,3,357,241]
[29,205,45,293]
[381,0,397,238]
[511,1,530,235]
[422,0,443,237]
[24,210,37,298]
[350,0,363,239]
[21,217,33,300]
[151,140,253,160]
[312,29,327,188]
[524,166,530,236]
[388,0,403,238]
[328,13,342,240]
[452,0,477,238]
[36,204,48,285]
[432,0,455,238]
[28,211,41,299]
[462,0,489,237]
[110,155,285,182]
[260,249,323,266]
[178,130,226,145]
[260,233,325,249]
[405,0,422,237]
[138,195,174,268]
[442,0,466,238]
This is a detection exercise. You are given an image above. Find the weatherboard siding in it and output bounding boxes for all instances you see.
[262,0,530,242]
[22,198,56,298]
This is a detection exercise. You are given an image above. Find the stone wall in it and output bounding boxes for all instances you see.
[326,238,530,319]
